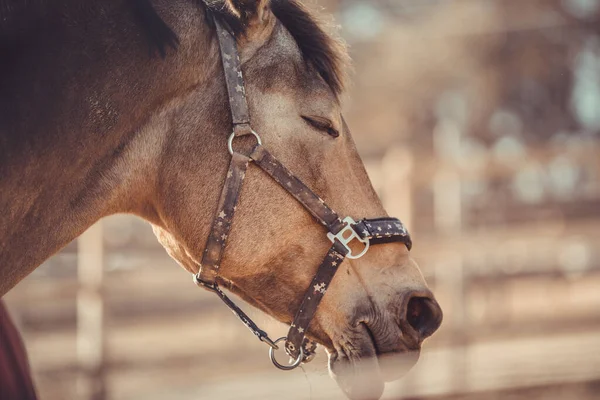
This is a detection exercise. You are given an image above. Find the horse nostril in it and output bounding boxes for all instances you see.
[406,296,443,340]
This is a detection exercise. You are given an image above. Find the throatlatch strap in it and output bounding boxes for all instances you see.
[285,241,348,358]
[198,152,250,284]
[250,145,346,234]
[354,218,412,250]
[214,18,252,136]
[193,275,278,349]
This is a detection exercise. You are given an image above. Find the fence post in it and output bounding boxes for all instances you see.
[77,221,106,400]
[381,146,414,230]
[433,120,468,392]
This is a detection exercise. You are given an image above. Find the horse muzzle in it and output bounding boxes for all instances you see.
[327,290,442,400]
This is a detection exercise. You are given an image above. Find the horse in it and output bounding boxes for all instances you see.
[0,1,443,399]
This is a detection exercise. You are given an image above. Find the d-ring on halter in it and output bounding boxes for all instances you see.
[193,13,413,371]
[228,129,261,156]
[269,337,304,371]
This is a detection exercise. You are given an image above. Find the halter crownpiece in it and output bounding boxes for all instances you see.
[194,16,412,370]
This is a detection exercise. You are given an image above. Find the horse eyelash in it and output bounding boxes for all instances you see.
[301,116,340,138]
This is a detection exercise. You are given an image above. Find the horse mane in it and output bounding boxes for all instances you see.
[205,0,349,95]
[0,0,348,94]
[270,0,349,95]
[130,0,180,58]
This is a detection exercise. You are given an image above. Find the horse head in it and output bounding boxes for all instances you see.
[147,1,442,398]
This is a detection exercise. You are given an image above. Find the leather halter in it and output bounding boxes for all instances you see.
[194,17,412,370]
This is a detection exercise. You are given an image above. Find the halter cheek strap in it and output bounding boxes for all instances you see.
[198,152,249,285]
[194,15,412,370]
[213,18,252,137]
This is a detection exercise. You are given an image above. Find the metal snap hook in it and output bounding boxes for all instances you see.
[193,273,218,293]
[269,337,304,371]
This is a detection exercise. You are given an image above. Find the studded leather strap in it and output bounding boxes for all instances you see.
[354,218,412,249]
[214,18,252,136]
[198,152,250,285]
[284,241,347,357]
[250,145,346,234]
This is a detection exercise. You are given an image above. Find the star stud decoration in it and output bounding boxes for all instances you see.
[219,211,227,219]
[313,282,326,294]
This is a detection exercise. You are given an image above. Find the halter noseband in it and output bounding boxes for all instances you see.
[193,17,412,370]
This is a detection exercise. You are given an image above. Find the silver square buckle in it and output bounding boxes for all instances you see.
[327,217,370,259]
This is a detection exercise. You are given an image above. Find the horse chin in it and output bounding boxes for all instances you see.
[328,348,384,400]
[327,349,421,400]
[378,350,420,382]
[326,326,385,400]
[326,327,421,400]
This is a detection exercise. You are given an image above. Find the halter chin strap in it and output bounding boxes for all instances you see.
[194,15,412,370]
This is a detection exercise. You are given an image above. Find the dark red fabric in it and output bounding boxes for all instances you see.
[0,300,38,400]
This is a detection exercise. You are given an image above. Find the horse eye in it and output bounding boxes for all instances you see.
[301,116,339,138]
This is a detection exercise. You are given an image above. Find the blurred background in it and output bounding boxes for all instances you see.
[4,0,600,399]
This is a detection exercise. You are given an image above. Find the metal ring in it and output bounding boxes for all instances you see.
[228,129,262,155]
[269,337,304,371]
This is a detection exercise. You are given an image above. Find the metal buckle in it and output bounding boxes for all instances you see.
[269,337,304,371]
[327,216,370,259]
[228,129,262,155]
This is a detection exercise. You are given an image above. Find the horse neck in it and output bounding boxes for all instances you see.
[0,0,218,295]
